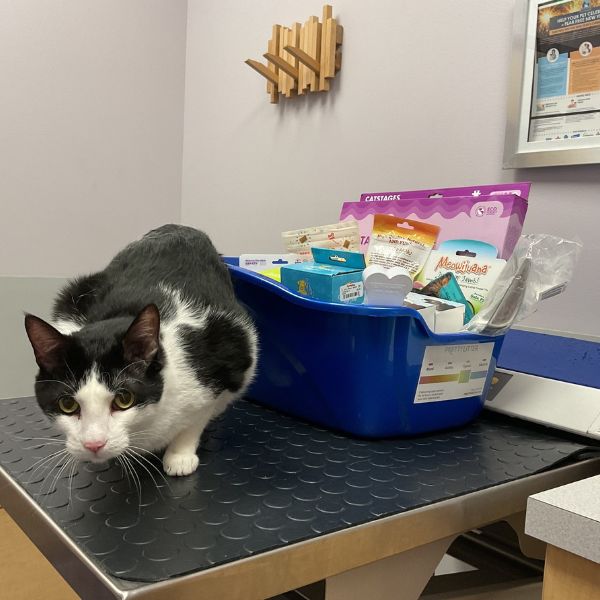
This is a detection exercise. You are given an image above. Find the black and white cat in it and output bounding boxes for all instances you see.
[24,225,257,476]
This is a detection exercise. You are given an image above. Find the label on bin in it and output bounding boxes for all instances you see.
[414,343,494,404]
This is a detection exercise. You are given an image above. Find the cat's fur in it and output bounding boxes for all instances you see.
[24,225,257,476]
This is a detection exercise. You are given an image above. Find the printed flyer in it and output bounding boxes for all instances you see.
[530,0,600,142]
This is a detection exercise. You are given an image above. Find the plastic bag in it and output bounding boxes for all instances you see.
[463,234,582,336]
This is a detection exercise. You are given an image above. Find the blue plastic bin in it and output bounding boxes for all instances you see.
[226,259,505,438]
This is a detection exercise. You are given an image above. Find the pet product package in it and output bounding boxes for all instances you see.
[239,254,303,281]
[415,240,507,315]
[359,182,531,202]
[362,264,413,307]
[405,292,465,334]
[367,215,439,277]
[239,254,303,272]
[417,272,475,324]
[340,194,528,260]
[403,295,436,331]
[280,247,366,304]
[282,220,361,261]
[464,234,582,336]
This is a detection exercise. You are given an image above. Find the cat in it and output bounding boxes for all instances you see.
[24,224,257,477]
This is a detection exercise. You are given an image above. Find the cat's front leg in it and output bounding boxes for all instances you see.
[163,420,208,476]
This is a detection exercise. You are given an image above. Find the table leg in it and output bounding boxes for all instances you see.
[324,535,457,600]
[542,545,600,600]
[505,511,546,560]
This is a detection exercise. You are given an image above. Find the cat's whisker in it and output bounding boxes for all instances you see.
[26,451,67,487]
[28,448,69,479]
[47,455,73,499]
[112,360,148,386]
[127,446,170,481]
[68,458,78,506]
[127,431,159,445]
[125,450,166,499]
[127,435,154,445]
[127,443,161,459]
[65,362,76,381]
[33,441,66,445]
[129,455,143,499]
[116,456,131,488]
[116,455,135,508]
[121,454,142,517]
[14,436,66,442]
[34,379,77,394]
[29,446,67,463]
[64,363,80,393]
[114,379,143,391]
[35,470,56,506]
[13,438,66,447]
[48,456,73,503]
[36,453,70,503]
[28,452,67,478]
[128,428,154,436]
[130,458,144,517]
[127,448,172,492]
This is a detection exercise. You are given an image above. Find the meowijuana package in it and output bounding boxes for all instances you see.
[416,240,506,314]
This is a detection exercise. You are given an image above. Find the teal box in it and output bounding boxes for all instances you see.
[281,248,366,304]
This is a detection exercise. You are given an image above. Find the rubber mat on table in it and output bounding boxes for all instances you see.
[0,397,597,583]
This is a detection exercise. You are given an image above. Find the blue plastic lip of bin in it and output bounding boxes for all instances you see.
[225,260,495,344]
[225,257,504,438]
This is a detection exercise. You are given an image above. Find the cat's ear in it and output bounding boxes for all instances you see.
[24,314,69,372]
[123,304,160,363]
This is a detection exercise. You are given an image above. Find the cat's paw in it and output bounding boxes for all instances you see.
[163,452,199,477]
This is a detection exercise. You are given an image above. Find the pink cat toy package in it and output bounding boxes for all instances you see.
[359,182,531,202]
[340,192,529,260]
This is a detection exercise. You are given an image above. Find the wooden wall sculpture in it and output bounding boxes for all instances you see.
[245,5,342,103]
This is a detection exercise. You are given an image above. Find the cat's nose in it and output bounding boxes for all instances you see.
[83,440,106,453]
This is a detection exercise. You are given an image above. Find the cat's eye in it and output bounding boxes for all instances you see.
[113,391,136,411]
[58,396,79,415]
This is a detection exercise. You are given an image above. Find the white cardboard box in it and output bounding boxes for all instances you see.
[405,292,465,334]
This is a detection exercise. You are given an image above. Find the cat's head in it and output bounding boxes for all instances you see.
[24,305,163,463]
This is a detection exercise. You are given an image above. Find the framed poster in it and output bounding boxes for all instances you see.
[504,0,600,168]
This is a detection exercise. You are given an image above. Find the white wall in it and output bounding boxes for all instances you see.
[0,278,67,399]
[181,0,600,337]
[0,0,188,277]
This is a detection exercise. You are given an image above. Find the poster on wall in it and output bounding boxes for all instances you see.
[531,0,600,141]
[504,0,600,167]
